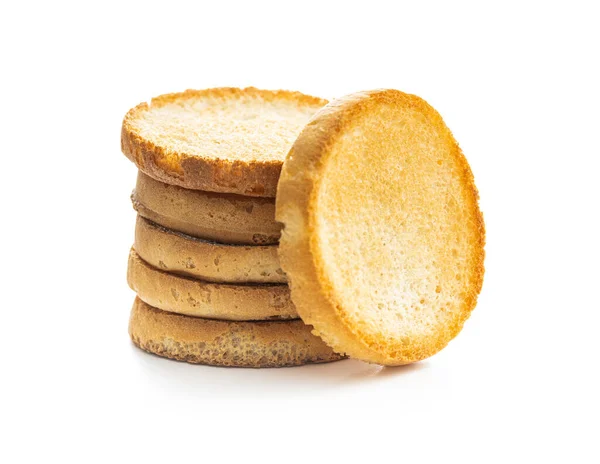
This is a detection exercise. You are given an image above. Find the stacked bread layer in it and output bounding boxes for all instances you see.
[127,172,342,367]
[132,172,282,245]
[130,299,340,368]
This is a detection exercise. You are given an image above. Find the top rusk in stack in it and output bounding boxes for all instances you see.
[122,88,343,367]
[122,87,485,368]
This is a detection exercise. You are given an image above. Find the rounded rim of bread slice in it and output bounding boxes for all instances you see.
[127,248,296,320]
[276,89,485,366]
[135,216,285,284]
[121,87,328,197]
[129,298,344,368]
[132,171,280,245]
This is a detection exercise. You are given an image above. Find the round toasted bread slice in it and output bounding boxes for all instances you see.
[276,89,485,366]
[129,298,343,368]
[135,216,285,284]
[127,249,295,320]
[122,88,327,197]
[132,171,280,245]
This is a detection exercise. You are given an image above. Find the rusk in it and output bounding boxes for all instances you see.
[121,88,327,197]
[127,248,296,320]
[135,216,285,284]
[129,298,344,368]
[132,171,280,245]
[276,89,485,365]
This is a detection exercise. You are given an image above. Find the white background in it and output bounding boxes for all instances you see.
[2,1,598,462]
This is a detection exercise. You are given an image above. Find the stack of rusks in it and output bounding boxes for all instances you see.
[120,87,486,368]
[122,88,341,367]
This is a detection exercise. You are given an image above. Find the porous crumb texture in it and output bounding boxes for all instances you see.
[129,298,344,368]
[132,171,280,245]
[122,88,328,196]
[135,216,285,284]
[127,248,296,321]
[276,89,485,365]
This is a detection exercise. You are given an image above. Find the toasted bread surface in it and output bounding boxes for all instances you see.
[135,216,285,283]
[122,88,327,197]
[132,171,280,245]
[129,298,344,367]
[276,89,485,365]
[127,248,296,320]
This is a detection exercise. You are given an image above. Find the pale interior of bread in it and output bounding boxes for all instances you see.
[314,101,483,358]
[129,93,321,164]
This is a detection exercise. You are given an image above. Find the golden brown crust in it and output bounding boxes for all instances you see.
[121,88,328,197]
[135,215,285,283]
[127,248,296,320]
[132,171,280,245]
[276,89,485,365]
[129,298,344,368]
